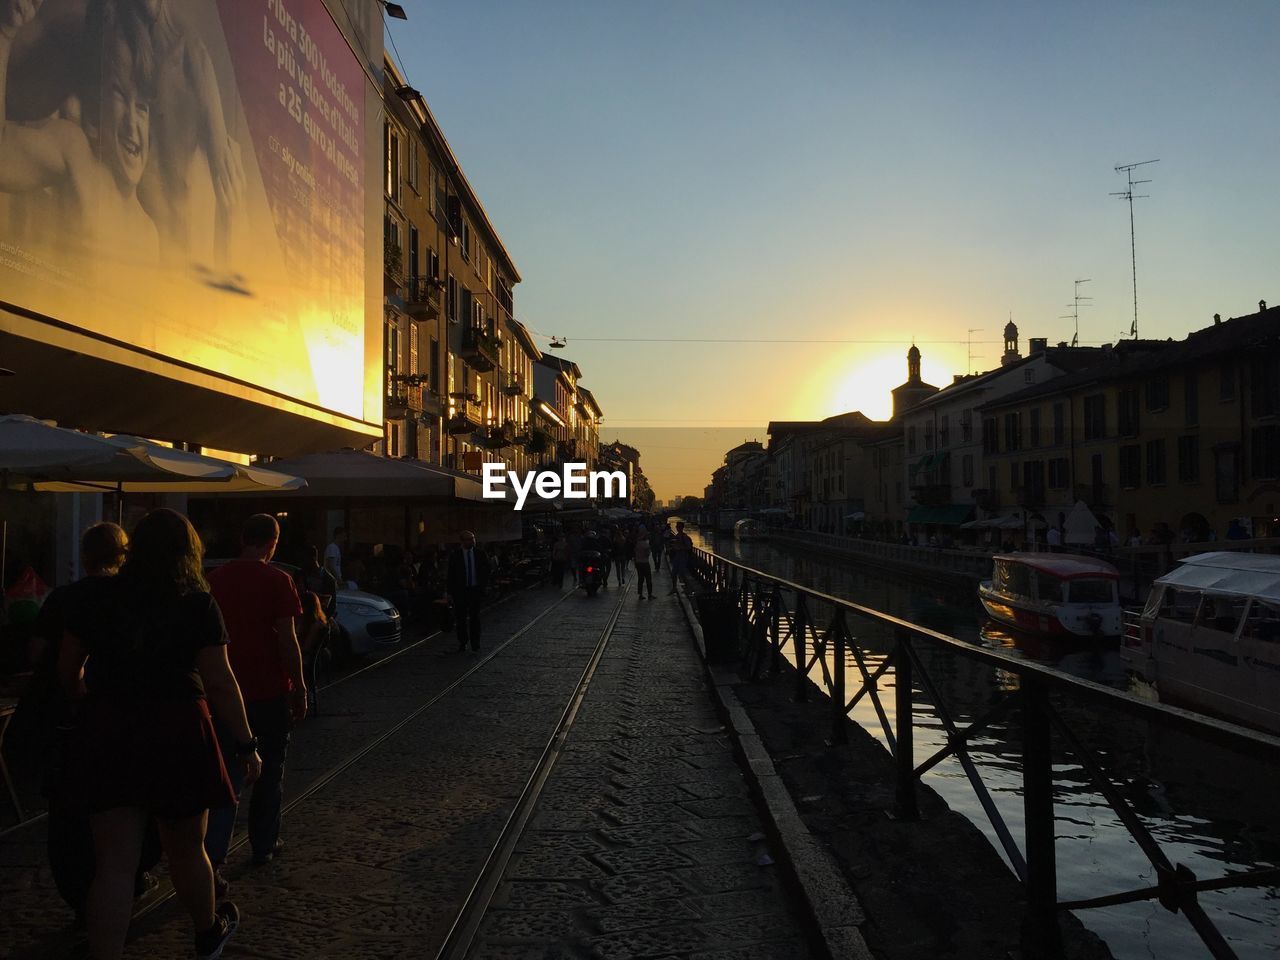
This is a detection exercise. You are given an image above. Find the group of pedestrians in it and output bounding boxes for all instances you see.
[547,518,694,599]
[15,509,311,960]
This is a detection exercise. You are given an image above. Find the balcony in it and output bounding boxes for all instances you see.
[446,401,483,435]
[420,388,444,418]
[527,427,554,455]
[501,372,524,396]
[385,376,426,420]
[405,277,442,320]
[483,420,515,450]
[461,324,499,372]
[384,243,403,295]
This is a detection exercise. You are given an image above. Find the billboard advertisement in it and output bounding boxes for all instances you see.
[0,0,368,422]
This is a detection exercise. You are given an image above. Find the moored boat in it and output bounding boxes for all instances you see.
[978,552,1123,637]
[1121,552,1280,733]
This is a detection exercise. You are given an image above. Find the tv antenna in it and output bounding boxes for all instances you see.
[1058,278,1092,347]
[966,328,982,373]
[1111,159,1158,339]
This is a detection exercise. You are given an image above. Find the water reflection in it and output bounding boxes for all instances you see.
[700,529,1280,960]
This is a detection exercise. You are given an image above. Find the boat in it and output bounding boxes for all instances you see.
[978,552,1123,637]
[734,518,762,542]
[1120,552,1280,733]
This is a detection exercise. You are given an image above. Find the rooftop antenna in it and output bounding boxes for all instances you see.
[1111,159,1158,339]
[966,328,982,373]
[1058,278,1093,347]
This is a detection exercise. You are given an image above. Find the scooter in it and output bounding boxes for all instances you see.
[578,549,604,597]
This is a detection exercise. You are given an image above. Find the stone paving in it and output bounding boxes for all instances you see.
[470,589,819,960]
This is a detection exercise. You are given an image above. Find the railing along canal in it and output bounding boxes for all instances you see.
[691,545,1280,960]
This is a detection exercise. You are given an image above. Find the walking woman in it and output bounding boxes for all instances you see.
[58,509,261,960]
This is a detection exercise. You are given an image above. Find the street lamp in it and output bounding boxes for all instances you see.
[380,2,408,20]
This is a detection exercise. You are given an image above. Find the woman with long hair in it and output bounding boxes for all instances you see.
[58,508,261,960]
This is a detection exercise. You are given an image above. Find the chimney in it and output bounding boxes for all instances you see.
[1057,341,1068,349]
[1261,300,1268,312]
[1029,337,1047,355]
[1214,313,1221,325]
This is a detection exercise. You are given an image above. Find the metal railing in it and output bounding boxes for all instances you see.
[691,545,1280,959]
[766,529,993,576]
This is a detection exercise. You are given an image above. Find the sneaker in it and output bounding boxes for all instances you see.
[213,868,229,900]
[194,901,240,960]
[252,839,285,865]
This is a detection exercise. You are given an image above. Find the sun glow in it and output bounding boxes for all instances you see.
[815,345,966,423]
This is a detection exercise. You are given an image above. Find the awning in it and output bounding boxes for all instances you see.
[255,449,485,501]
[906,503,974,526]
[907,451,949,477]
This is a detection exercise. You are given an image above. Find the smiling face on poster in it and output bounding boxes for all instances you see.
[0,0,367,420]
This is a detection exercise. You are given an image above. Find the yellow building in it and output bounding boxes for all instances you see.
[980,306,1280,542]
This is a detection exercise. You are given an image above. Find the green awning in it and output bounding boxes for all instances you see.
[906,503,974,526]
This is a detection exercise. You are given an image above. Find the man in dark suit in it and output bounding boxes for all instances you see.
[447,531,489,653]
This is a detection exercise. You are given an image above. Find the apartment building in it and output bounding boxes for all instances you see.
[980,305,1280,541]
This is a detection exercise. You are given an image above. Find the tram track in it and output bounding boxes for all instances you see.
[102,578,635,959]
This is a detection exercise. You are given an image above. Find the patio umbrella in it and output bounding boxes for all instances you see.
[0,414,149,478]
[260,449,477,500]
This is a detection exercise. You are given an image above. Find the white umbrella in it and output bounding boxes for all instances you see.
[0,414,148,477]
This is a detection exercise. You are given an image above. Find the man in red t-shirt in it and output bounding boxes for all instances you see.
[205,514,305,882]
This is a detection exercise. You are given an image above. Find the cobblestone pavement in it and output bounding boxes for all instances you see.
[469,590,819,960]
[1,586,564,959]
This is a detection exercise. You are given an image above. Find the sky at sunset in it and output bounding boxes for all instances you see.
[391,1,1280,499]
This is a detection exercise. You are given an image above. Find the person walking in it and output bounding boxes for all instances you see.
[323,527,346,584]
[57,509,260,960]
[650,521,665,572]
[549,533,569,589]
[667,522,693,595]
[205,514,307,886]
[447,531,489,653]
[633,529,654,600]
[612,529,630,586]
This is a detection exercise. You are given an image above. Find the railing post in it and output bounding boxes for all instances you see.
[770,585,782,676]
[892,629,919,820]
[1021,676,1063,958]
[830,615,849,745]
[794,597,808,702]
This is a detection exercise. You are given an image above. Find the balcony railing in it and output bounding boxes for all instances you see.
[405,277,442,320]
[384,243,403,294]
[446,401,483,435]
[461,324,499,372]
[527,427,553,454]
[483,420,515,449]
[501,372,524,396]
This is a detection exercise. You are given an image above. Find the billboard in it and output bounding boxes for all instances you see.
[0,0,368,422]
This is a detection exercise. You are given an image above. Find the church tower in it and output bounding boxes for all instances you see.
[891,343,939,418]
[1001,319,1021,367]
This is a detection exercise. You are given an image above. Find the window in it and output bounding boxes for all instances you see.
[988,465,997,493]
[1004,412,1022,451]
[1025,369,1036,384]
[447,275,457,322]
[408,226,419,279]
[1215,445,1240,503]
[407,142,418,191]
[428,248,440,280]
[962,454,974,486]
[1250,353,1280,417]
[907,424,917,455]
[429,338,439,386]
[982,417,999,454]
[1035,571,1063,603]
[894,481,902,503]
[1029,408,1041,448]
[1118,388,1140,437]
[1119,444,1141,489]
[460,218,472,261]
[1253,425,1280,479]
[1145,376,1169,412]
[1069,579,1115,605]
[924,428,933,450]
[1091,453,1104,488]
[1241,599,1280,644]
[383,215,402,273]
[384,122,401,202]
[1146,438,1166,485]
[1048,458,1069,489]
[1052,403,1064,446]
[1009,461,1020,491]
[1083,395,1106,440]
[1022,460,1045,506]
[1177,435,1200,483]
[1184,373,1199,426]
[1220,361,1236,401]
[960,410,973,442]
[940,415,950,448]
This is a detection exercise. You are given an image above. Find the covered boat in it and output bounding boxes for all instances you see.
[978,552,1123,637]
[1121,552,1280,733]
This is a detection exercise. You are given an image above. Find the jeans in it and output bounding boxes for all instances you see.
[634,561,653,597]
[669,553,689,591]
[454,587,483,651]
[206,697,291,865]
[613,557,628,583]
[549,560,566,588]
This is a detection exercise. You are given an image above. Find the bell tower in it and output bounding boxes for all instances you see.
[1001,318,1021,366]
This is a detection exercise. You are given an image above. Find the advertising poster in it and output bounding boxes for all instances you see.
[0,0,367,420]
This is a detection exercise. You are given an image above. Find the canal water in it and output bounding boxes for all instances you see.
[694,529,1280,960]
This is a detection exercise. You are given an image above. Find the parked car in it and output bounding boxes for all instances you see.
[204,559,402,661]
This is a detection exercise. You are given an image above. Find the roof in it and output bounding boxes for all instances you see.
[1154,551,1280,602]
[537,354,583,379]
[994,552,1120,580]
[504,317,540,358]
[912,346,1107,411]
[983,307,1280,412]
[576,386,603,417]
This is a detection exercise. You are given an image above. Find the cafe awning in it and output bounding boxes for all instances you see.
[257,448,488,502]
[906,503,973,526]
